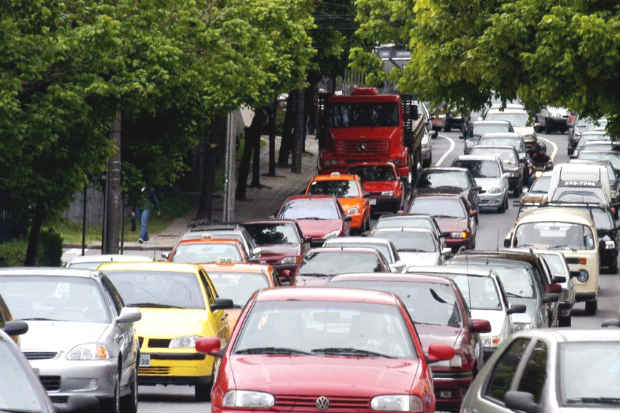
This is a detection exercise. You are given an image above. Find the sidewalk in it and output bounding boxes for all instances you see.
[72,135,318,254]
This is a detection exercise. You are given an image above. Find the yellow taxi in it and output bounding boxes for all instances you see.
[305,172,371,233]
[97,262,233,401]
[200,263,279,331]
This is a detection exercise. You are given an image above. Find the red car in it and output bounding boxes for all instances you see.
[408,194,477,251]
[329,273,491,412]
[276,195,351,248]
[348,162,405,214]
[196,287,455,412]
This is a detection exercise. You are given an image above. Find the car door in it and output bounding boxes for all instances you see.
[101,276,136,372]
[511,339,550,410]
[199,270,230,345]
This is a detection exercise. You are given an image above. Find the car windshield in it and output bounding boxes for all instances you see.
[551,188,605,204]
[581,143,614,152]
[325,242,392,263]
[591,208,615,231]
[308,180,360,197]
[348,165,397,181]
[471,148,517,166]
[208,272,269,306]
[479,137,523,152]
[375,217,434,232]
[0,339,45,412]
[372,231,437,253]
[234,300,417,359]
[244,223,300,245]
[279,199,339,220]
[171,243,243,264]
[578,134,610,145]
[579,152,620,171]
[530,176,551,193]
[105,270,205,309]
[463,262,536,299]
[453,159,501,178]
[409,198,466,218]
[539,254,567,277]
[473,123,510,135]
[0,276,110,323]
[299,251,383,277]
[559,342,620,406]
[416,171,470,190]
[485,112,528,127]
[329,102,399,128]
[330,280,462,327]
[514,222,595,250]
[449,275,502,310]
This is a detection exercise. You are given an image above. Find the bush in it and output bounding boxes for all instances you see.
[0,239,27,266]
[0,229,63,267]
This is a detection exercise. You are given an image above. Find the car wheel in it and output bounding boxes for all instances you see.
[120,366,139,413]
[585,299,598,315]
[444,125,451,132]
[498,196,507,213]
[101,369,121,413]
[610,260,618,274]
[544,121,552,134]
[195,377,213,401]
[558,315,571,327]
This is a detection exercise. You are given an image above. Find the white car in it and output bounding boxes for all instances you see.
[485,107,536,143]
[370,228,449,267]
[66,254,154,270]
[452,154,510,212]
[323,236,406,272]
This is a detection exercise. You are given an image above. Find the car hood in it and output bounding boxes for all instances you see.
[338,198,363,212]
[20,321,108,353]
[398,252,441,267]
[296,219,342,239]
[259,244,301,260]
[294,275,332,286]
[520,193,547,204]
[363,181,400,193]
[514,126,535,136]
[330,127,400,141]
[416,324,461,352]
[475,177,502,191]
[434,217,468,233]
[229,355,420,395]
[134,308,207,338]
[470,310,506,336]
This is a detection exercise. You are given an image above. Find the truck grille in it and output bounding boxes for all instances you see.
[149,339,171,348]
[334,140,388,154]
[24,352,57,360]
[39,376,61,391]
[275,395,370,410]
[139,366,170,376]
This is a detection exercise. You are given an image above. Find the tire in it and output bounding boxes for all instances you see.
[558,315,571,327]
[444,125,451,132]
[120,367,139,413]
[544,120,552,134]
[610,260,618,274]
[101,370,121,413]
[498,196,507,213]
[195,377,212,401]
[585,299,598,315]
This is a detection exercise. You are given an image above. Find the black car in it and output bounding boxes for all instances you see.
[413,167,481,217]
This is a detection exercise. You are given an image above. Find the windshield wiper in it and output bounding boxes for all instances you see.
[235,347,310,355]
[126,302,183,308]
[20,317,58,321]
[0,408,45,413]
[548,245,577,251]
[565,397,620,405]
[298,273,330,278]
[296,217,325,220]
[311,347,394,358]
[433,215,459,218]
[505,292,527,299]
[399,248,428,252]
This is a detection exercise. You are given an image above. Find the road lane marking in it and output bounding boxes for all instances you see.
[434,134,456,166]
[539,136,558,161]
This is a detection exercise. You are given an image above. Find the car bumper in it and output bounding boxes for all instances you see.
[138,352,213,385]
[445,237,471,251]
[432,371,474,411]
[575,292,596,302]
[31,358,117,400]
[479,191,506,210]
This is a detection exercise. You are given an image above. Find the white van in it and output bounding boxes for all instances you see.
[548,162,611,206]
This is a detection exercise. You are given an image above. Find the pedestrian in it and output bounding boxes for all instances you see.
[132,184,161,244]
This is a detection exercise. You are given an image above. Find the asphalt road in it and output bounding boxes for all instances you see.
[137,131,620,413]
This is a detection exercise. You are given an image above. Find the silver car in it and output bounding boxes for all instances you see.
[371,228,450,267]
[323,236,406,272]
[460,329,619,413]
[0,268,141,413]
[405,265,526,360]
[66,254,154,270]
[452,154,510,212]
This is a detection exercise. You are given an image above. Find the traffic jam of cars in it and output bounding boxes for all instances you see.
[1,89,619,413]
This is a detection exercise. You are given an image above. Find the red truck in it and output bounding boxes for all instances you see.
[317,87,426,186]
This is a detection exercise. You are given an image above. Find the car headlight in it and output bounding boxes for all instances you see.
[481,335,501,348]
[488,186,503,194]
[605,240,616,249]
[280,256,297,264]
[169,335,200,348]
[324,230,341,239]
[435,354,463,368]
[534,170,543,178]
[381,191,394,196]
[450,231,469,239]
[223,390,275,408]
[512,322,534,332]
[347,207,360,214]
[67,343,109,360]
[370,395,424,412]
[576,269,589,282]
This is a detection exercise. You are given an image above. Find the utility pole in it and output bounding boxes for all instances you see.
[292,89,305,173]
[102,111,122,254]
[223,111,236,223]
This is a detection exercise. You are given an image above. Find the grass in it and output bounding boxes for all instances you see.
[52,191,198,245]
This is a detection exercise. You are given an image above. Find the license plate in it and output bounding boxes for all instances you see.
[369,199,377,205]
[439,390,453,399]
[139,353,150,367]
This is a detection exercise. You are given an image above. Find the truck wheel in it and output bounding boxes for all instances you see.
[585,299,597,315]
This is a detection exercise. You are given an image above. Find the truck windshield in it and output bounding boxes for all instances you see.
[329,102,399,127]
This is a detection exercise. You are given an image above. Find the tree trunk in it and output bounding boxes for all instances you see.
[278,93,295,166]
[250,108,265,187]
[267,100,277,176]
[24,203,44,266]
[196,116,225,221]
[237,109,267,199]
[102,111,122,254]
[292,89,305,173]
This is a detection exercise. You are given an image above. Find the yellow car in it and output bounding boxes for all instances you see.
[97,262,233,401]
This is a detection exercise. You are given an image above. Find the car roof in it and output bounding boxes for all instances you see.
[97,262,201,273]
[471,145,517,152]
[330,272,452,285]
[473,120,511,125]
[68,254,154,264]
[255,286,399,305]
[512,328,619,342]
[406,265,495,277]
[480,132,521,139]
[199,263,272,273]
[243,219,298,225]
[0,267,98,279]
[487,108,527,114]
[189,223,244,232]
[284,195,337,202]
[311,173,359,181]
[452,249,539,265]
[372,227,434,234]
[455,154,501,162]
[306,247,383,256]
[422,167,468,173]
[177,238,244,246]
[412,193,464,201]
[347,161,397,168]
[378,213,434,220]
[325,236,391,245]
[517,207,594,226]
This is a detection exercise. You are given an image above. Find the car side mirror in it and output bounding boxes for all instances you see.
[502,172,511,179]
[543,294,559,304]
[503,236,512,248]
[210,298,235,312]
[161,252,169,260]
[389,261,405,273]
[116,307,142,324]
[426,343,455,364]
[344,216,352,222]
[252,247,262,257]
[2,320,29,336]
[441,247,452,256]
[459,135,465,140]
[195,337,223,357]
[473,186,482,192]
[470,319,492,333]
[551,276,566,284]
[504,391,539,413]
[507,304,527,314]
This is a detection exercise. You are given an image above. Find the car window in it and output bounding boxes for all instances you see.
[348,165,397,181]
[416,171,470,190]
[484,337,531,402]
[171,243,244,263]
[244,223,301,245]
[101,276,124,314]
[199,270,216,304]
[208,272,269,306]
[516,340,548,403]
[279,199,340,220]
[514,222,595,250]
[409,198,467,218]
[308,180,361,198]
[452,159,501,178]
[299,251,384,276]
